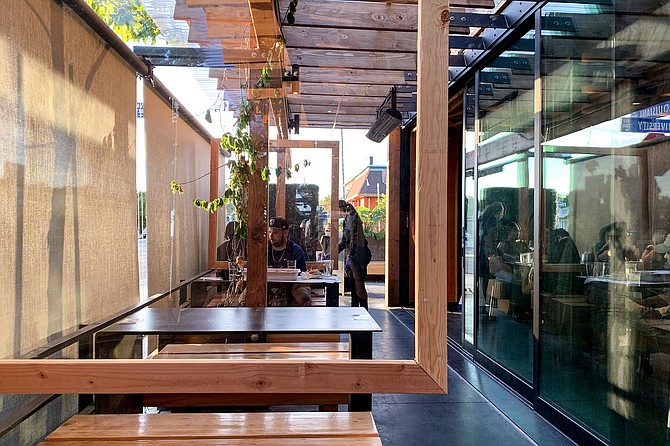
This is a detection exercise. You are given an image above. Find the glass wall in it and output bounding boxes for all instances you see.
[476,31,536,382]
[538,1,670,444]
[464,82,476,345]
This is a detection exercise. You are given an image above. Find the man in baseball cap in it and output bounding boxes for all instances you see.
[267,216,310,305]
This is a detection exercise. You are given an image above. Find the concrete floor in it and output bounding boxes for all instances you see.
[360,282,577,446]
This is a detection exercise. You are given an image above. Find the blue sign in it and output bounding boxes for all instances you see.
[136,102,144,118]
[630,100,670,119]
[621,117,670,133]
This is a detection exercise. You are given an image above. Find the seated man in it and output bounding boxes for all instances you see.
[267,216,311,306]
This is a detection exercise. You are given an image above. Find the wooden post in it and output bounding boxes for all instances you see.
[386,127,401,307]
[276,149,286,217]
[331,143,340,269]
[246,100,270,306]
[409,131,416,306]
[416,0,449,390]
[209,139,220,266]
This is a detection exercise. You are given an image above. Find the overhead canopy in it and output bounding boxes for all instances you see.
[136,0,542,131]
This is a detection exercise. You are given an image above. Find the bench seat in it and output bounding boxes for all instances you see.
[40,412,382,445]
[145,342,350,409]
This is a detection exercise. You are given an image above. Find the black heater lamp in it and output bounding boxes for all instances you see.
[366,87,402,143]
[365,108,402,143]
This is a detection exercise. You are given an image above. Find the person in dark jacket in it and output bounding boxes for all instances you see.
[338,200,369,308]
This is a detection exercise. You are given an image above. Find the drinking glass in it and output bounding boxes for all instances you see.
[287,260,296,269]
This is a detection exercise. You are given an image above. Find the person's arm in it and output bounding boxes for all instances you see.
[293,244,308,271]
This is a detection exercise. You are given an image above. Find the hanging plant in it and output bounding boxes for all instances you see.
[170,41,310,238]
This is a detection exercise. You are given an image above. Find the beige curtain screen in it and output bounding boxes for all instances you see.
[144,89,211,297]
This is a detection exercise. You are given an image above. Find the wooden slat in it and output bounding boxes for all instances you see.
[153,352,350,359]
[42,438,382,445]
[288,48,417,71]
[266,334,342,343]
[415,0,448,391]
[45,413,378,441]
[0,360,444,394]
[295,105,379,115]
[283,27,417,52]
[280,0,418,31]
[143,393,349,407]
[298,82,390,97]
[288,95,387,107]
[341,0,494,6]
[298,67,411,86]
[204,4,252,23]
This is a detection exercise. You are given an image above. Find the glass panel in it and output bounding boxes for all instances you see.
[476,31,535,382]
[464,83,476,345]
[540,2,670,444]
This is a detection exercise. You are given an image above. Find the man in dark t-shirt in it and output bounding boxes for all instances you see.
[267,216,310,305]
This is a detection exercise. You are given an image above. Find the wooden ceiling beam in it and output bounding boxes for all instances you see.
[287,48,417,70]
[278,0,418,31]
[283,26,417,52]
[334,0,494,7]
[293,105,379,115]
[298,67,412,85]
[204,4,252,22]
[298,82,391,97]
[288,96,387,107]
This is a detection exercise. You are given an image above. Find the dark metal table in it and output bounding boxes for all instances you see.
[94,307,380,411]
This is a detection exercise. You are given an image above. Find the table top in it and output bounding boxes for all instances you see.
[584,276,670,287]
[270,274,340,285]
[100,307,380,335]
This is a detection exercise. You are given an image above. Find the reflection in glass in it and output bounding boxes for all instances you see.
[539,2,670,444]
[476,31,535,383]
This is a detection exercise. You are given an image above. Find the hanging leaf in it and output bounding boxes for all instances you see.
[205,109,212,123]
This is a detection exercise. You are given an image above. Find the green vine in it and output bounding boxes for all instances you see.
[170,40,310,238]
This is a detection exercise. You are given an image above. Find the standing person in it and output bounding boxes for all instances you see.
[267,216,310,306]
[338,200,369,308]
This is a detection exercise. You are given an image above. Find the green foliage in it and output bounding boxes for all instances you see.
[86,0,161,44]
[319,194,331,213]
[357,194,386,240]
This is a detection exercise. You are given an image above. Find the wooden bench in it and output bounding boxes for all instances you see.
[39,412,382,445]
[145,342,350,410]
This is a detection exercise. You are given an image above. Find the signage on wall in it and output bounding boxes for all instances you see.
[621,117,670,133]
[629,100,670,119]
[621,100,670,133]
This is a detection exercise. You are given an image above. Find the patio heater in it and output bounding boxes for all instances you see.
[366,87,402,143]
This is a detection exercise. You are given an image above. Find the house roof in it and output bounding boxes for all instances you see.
[345,166,387,201]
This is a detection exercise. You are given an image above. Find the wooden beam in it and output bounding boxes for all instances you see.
[288,48,417,71]
[0,360,444,394]
[288,96,387,107]
[415,0,449,390]
[386,127,401,307]
[298,67,412,86]
[283,27,417,52]
[339,0,494,6]
[331,143,340,269]
[279,0,418,31]
[298,82,391,97]
[276,149,286,217]
[204,4,252,22]
[246,100,270,306]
